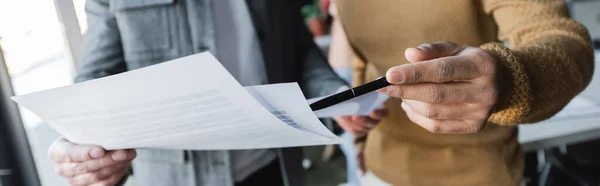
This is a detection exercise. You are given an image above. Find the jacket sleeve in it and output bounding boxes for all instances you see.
[75,0,127,83]
[480,0,595,125]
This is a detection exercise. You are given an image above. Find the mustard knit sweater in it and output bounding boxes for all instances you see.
[336,0,595,185]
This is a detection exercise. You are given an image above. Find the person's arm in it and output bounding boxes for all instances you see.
[481,0,594,124]
[75,0,127,83]
[378,0,593,134]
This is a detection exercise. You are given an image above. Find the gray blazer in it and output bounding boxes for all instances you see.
[77,0,346,186]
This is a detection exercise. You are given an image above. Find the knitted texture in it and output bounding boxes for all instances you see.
[481,43,531,125]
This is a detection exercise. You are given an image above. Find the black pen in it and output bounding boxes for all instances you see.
[310,76,391,111]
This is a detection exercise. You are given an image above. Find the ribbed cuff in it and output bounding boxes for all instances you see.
[480,43,532,125]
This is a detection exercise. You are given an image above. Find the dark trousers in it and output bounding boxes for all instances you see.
[235,158,284,186]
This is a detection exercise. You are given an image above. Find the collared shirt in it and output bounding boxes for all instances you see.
[212,0,277,182]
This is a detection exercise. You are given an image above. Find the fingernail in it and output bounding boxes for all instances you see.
[112,150,127,161]
[90,148,104,159]
[387,70,404,84]
[416,43,431,51]
[401,102,410,111]
[376,87,387,94]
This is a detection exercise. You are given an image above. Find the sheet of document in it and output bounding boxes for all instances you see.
[308,91,389,117]
[11,52,340,150]
[154,83,341,150]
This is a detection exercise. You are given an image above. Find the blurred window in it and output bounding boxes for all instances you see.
[0,0,86,185]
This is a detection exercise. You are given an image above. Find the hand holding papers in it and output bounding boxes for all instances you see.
[12,53,341,150]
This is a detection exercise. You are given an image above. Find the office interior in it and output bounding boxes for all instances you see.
[1,0,600,185]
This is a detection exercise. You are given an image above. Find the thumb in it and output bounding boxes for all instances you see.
[405,41,466,63]
[49,137,106,162]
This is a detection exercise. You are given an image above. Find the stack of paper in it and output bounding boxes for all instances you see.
[11,52,387,150]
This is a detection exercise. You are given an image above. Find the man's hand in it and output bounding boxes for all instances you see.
[379,41,500,134]
[49,138,136,186]
[334,109,387,137]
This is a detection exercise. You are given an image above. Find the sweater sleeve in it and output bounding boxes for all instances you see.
[480,0,595,125]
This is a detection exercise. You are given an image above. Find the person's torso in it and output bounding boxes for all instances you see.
[109,0,299,185]
[337,0,498,73]
[211,0,278,182]
[109,0,304,84]
[336,1,522,185]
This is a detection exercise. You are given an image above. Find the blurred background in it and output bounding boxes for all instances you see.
[0,0,599,186]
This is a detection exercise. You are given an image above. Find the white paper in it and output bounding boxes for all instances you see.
[11,52,340,150]
[308,91,389,117]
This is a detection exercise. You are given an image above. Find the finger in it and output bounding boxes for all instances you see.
[350,116,367,127]
[87,167,128,186]
[56,150,136,177]
[405,41,467,63]
[67,163,128,186]
[401,100,488,120]
[403,104,482,134]
[335,116,351,122]
[351,116,377,130]
[49,138,105,163]
[352,116,378,132]
[383,82,486,104]
[351,116,375,132]
[340,122,360,135]
[336,117,364,136]
[344,118,368,137]
[386,55,482,84]
[368,109,388,120]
